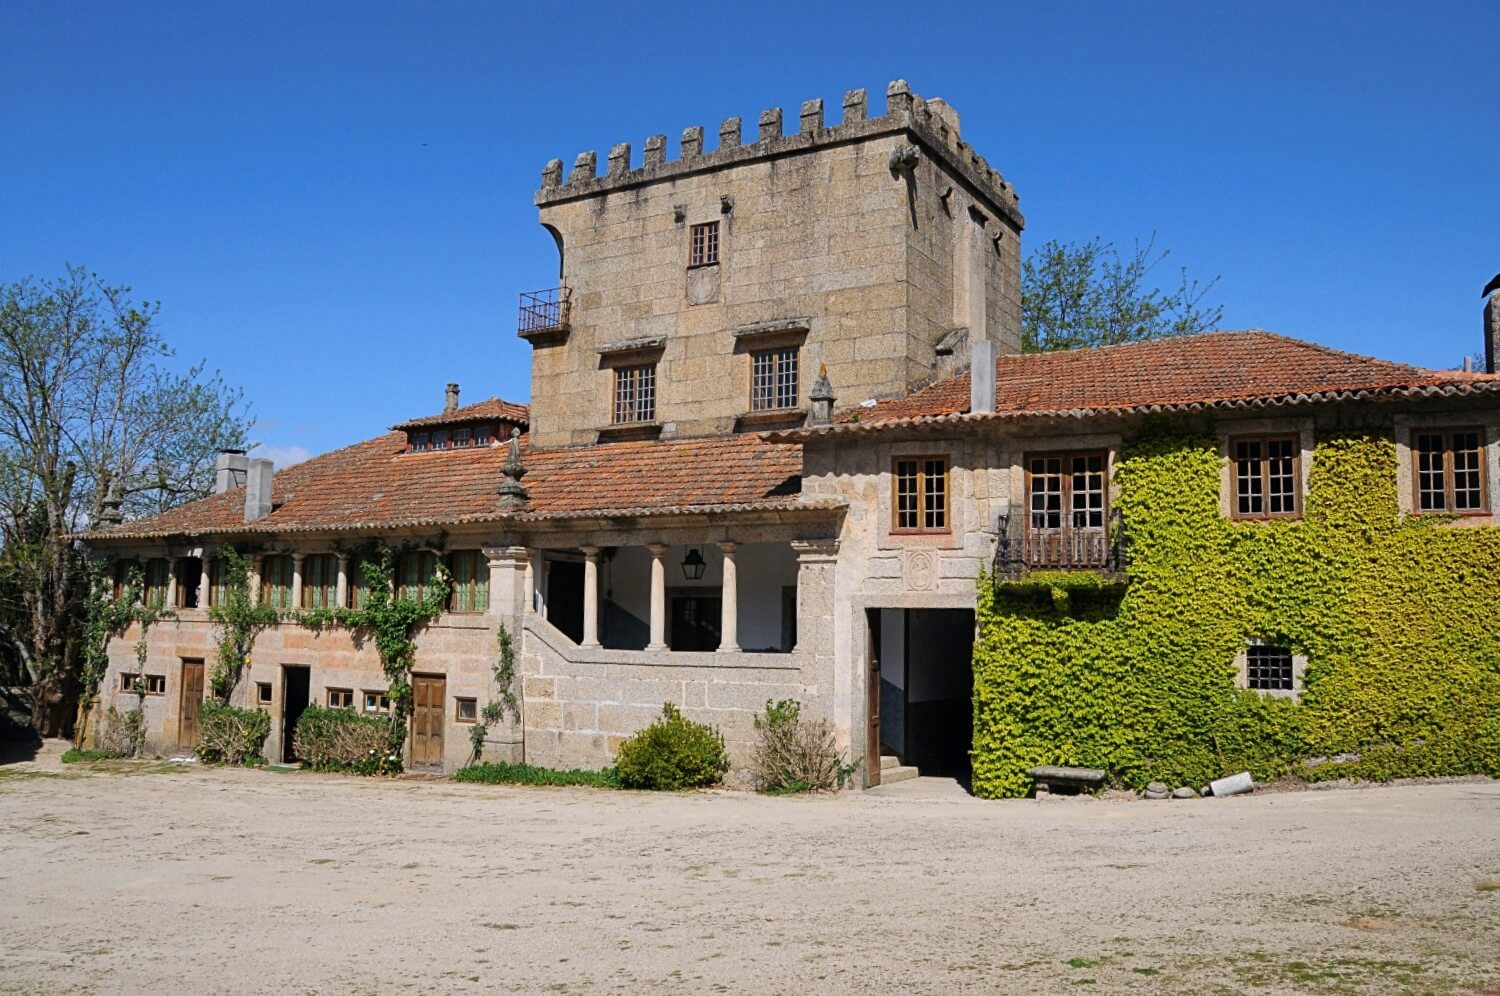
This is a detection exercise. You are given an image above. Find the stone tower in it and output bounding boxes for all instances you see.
[523,80,1024,448]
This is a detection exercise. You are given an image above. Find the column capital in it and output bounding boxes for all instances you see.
[716,540,740,555]
[646,543,671,558]
[579,545,603,559]
[482,545,530,566]
[291,551,306,565]
[791,538,839,562]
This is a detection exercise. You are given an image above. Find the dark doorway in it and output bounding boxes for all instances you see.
[547,559,585,644]
[176,558,202,609]
[874,608,975,781]
[282,665,310,763]
[669,593,721,651]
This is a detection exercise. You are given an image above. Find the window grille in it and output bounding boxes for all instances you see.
[689,222,719,267]
[613,364,657,424]
[1246,646,1295,691]
[751,347,799,411]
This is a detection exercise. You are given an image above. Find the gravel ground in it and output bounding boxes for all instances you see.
[1,743,1498,995]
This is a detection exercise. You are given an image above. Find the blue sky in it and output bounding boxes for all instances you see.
[2,1,1495,464]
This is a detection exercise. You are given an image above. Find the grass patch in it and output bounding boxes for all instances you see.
[61,748,120,763]
[454,761,621,788]
[0,768,78,781]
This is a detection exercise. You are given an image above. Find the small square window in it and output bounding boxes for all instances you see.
[689,222,719,267]
[362,690,391,714]
[119,672,141,692]
[1246,646,1295,692]
[256,682,273,704]
[327,688,355,709]
[455,697,478,723]
[613,364,657,424]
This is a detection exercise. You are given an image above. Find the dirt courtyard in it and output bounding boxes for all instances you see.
[1,752,1497,995]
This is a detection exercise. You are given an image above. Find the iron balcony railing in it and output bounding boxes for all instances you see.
[517,287,570,338]
[994,509,1129,579]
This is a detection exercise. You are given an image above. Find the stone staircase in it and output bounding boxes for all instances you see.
[878,754,919,785]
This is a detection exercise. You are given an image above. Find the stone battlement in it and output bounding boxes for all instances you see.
[535,80,1023,227]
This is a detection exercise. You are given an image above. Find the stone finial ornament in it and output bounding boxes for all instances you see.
[496,428,530,510]
[808,362,836,426]
[97,476,124,526]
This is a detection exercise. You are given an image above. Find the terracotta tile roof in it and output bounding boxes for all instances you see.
[391,397,530,431]
[776,331,1500,439]
[81,432,819,541]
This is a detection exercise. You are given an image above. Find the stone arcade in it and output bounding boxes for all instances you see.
[81,81,1500,785]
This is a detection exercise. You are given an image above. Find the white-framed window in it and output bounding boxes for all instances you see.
[751,347,799,411]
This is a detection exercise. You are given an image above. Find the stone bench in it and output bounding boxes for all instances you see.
[1027,765,1107,797]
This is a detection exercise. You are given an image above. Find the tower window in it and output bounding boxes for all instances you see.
[613,364,657,424]
[751,347,799,411]
[689,222,719,267]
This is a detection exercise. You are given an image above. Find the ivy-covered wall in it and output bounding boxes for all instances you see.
[972,428,1500,799]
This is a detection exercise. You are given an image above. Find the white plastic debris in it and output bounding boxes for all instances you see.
[1208,771,1253,797]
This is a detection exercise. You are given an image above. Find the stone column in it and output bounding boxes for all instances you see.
[522,549,535,614]
[717,541,740,652]
[790,539,839,653]
[197,555,211,610]
[646,543,669,651]
[483,545,529,620]
[165,561,179,610]
[335,554,349,608]
[290,552,305,610]
[248,554,262,607]
[579,546,601,648]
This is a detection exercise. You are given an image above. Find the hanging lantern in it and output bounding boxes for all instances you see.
[680,547,706,581]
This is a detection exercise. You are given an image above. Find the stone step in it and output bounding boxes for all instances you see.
[880,754,901,770]
[878,765,920,784]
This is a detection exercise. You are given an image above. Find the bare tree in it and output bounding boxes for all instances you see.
[0,266,250,734]
[1022,234,1224,353]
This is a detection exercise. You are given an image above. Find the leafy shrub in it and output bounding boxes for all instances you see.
[195,701,271,766]
[454,761,620,788]
[99,705,146,758]
[751,699,855,793]
[614,703,730,790]
[292,704,399,775]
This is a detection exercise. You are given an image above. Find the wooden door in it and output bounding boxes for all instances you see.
[866,610,882,788]
[410,674,445,767]
[179,659,205,748]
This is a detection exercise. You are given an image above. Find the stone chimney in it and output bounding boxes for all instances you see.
[445,382,460,412]
[213,449,249,494]
[244,458,273,522]
[970,339,995,413]
[1484,274,1500,374]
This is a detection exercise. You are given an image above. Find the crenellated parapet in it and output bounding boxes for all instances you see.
[535,79,1023,228]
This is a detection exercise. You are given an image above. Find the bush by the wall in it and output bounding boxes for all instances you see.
[454,761,620,788]
[98,705,145,758]
[973,429,1500,798]
[614,703,730,790]
[195,701,271,766]
[292,704,399,775]
[750,698,854,793]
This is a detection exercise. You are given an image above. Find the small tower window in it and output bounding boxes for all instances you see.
[689,222,719,267]
[613,364,657,424]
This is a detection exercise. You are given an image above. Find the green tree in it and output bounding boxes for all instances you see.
[1021,234,1224,353]
[0,266,250,735]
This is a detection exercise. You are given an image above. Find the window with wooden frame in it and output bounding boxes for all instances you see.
[346,559,370,609]
[1024,451,1109,567]
[143,558,171,606]
[892,456,950,533]
[1231,435,1301,519]
[689,221,719,267]
[613,364,657,424]
[119,672,165,695]
[362,690,391,714]
[259,554,294,610]
[1413,428,1488,513]
[327,687,355,709]
[454,697,478,723]
[447,550,489,613]
[751,346,799,411]
[300,553,339,610]
[110,559,138,600]
[395,550,439,602]
[206,557,228,608]
[119,672,140,692]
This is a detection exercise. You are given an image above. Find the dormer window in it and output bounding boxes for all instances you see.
[411,431,431,452]
[407,422,497,452]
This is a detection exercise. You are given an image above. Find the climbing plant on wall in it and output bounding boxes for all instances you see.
[972,426,1500,799]
[298,544,450,767]
[468,623,520,763]
[78,558,173,749]
[207,548,280,703]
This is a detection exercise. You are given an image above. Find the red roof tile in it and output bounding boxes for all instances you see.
[391,397,530,431]
[82,432,813,540]
[786,331,1500,437]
